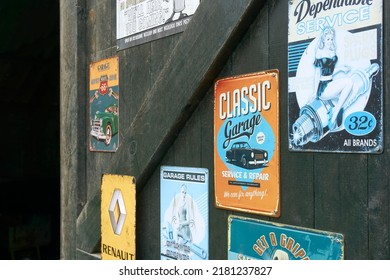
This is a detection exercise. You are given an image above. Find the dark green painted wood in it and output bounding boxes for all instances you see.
[61,0,390,260]
[73,0,266,257]
[136,168,161,259]
[367,0,390,260]
[272,0,315,228]
[76,188,101,253]
[315,154,368,259]
[60,0,87,260]
[118,0,266,189]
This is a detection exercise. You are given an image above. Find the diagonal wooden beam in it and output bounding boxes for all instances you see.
[125,0,266,189]
[77,0,265,254]
[77,188,101,255]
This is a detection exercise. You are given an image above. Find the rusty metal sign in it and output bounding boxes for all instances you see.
[214,70,280,217]
[228,215,344,260]
[288,0,383,153]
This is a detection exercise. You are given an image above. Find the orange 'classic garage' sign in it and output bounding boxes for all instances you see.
[214,70,280,217]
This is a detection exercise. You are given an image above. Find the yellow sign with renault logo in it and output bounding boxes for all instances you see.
[101,174,136,260]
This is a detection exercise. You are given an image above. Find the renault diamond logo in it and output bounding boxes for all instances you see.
[109,189,127,235]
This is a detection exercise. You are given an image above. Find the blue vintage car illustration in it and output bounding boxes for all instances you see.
[226,141,268,168]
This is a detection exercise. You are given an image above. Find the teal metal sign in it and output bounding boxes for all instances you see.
[228,215,344,260]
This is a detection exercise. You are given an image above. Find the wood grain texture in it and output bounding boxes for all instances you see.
[62,0,390,260]
[367,0,390,259]
[74,0,266,258]
[60,0,87,260]
[121,0,267,189]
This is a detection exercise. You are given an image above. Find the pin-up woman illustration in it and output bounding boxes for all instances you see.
[290,26,380,147]
[313,26,352,129]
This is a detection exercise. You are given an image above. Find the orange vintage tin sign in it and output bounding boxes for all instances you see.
[214,70,280,217]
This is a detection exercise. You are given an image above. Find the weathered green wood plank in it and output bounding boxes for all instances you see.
[270,0,315,227]
[120,0,267,189]
[76,188,101,253]
[315,153,368,259]
[367,0,390,260]
[134,34,181,260]
[136,168,161,259]
[81,0,124,255]
[137,102,205,259]
[60,0,87,260]
[67,0,390,261]
[77,0,266,257]
[200,90,231,260]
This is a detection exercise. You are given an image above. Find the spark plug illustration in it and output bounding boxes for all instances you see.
[291,63,379,147]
